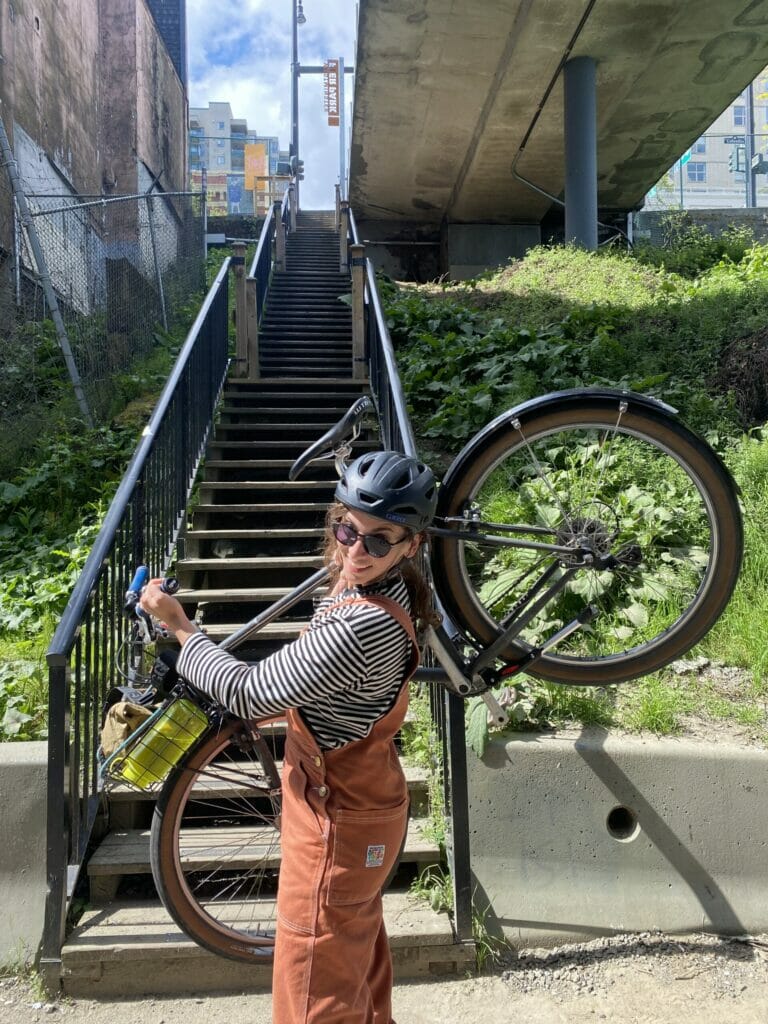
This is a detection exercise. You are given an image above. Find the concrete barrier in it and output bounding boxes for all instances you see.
[468,728,768,946]
[0,742,48,966]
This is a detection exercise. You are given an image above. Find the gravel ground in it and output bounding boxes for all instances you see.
[2,931,768,1024]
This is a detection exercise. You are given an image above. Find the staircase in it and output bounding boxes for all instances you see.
[258,210,353,377]
[59,212,474,996]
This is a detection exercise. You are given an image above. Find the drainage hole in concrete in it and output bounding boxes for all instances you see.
[606,805,640,841]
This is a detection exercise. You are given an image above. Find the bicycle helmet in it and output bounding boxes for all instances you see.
[335,450,437,532]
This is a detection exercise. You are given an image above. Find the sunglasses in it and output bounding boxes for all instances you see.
[332,521,411,559]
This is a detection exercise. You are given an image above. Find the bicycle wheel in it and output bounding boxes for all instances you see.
[432,392,742,685]
[150,717,282,963]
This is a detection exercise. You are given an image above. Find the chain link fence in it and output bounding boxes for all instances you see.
[0,152,205,473]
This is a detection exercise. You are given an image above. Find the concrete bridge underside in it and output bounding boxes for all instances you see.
[350,0,768,240]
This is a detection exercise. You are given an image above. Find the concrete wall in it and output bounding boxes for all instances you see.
[443,223,542,280]
[0,0,102,195]
[135,0,187,195]
[468,729,768,946]
[0,743,48,967]
[634,207,768,245]
[0,0,186,202]
[353,218,442,283]
[353,219,543,282]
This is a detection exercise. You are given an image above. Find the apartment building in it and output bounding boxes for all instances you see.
[189,102,284,216]
[646,65,768,209]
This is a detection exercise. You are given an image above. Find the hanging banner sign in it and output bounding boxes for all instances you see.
[323,59,340,126]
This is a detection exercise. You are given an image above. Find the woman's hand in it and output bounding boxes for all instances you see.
[141,580,200,645]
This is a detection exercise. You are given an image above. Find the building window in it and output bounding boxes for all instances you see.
[216,156,226,165]
[686,161,706,182]
[217,121,225,130]
[733,105,746,127]
[217,139,225,147]
[692,137,706,154]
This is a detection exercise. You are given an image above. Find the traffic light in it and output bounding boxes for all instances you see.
[289,156,305,181]
[728,145,746,173]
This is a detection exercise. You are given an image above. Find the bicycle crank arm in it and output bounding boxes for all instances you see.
[411,664,507,727]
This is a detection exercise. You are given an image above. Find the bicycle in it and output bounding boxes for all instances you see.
[102,386,743,963]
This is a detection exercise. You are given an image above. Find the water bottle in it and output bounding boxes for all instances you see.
[115,697,209,789]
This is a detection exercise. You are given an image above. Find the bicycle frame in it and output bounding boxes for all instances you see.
[205,510,597,728]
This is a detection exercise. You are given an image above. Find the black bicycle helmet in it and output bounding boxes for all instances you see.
[335,450,437,531]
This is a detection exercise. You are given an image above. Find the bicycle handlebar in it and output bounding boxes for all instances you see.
[288,396,374,481]
[124,565,179,645]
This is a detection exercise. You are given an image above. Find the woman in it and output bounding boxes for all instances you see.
[141,449,438,1024]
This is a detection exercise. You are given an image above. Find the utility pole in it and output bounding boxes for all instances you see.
[291,0,304,208]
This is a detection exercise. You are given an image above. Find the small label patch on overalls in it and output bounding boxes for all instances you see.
[365,844,386,868]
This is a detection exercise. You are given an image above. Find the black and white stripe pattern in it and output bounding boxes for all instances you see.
[176,574,413,749]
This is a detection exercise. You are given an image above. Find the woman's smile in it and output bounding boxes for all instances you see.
[336,508,418,588]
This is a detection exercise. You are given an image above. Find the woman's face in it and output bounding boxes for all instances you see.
[334,507,421,589]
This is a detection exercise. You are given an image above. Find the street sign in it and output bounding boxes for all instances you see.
[679,149,692,166]
[723,135,746,145]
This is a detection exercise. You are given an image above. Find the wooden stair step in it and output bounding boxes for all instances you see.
[87,817,438,902]
[176,586,326,602]
[184,529,324,540]
[106,763,428,804]
[198,481,335,492]
[60,893,474,997]
[178,556,322,571]
[192,502,328,513]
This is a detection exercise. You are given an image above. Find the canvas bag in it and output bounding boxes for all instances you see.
[101,700,154,757]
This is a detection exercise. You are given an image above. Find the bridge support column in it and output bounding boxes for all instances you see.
[564,56,598,250]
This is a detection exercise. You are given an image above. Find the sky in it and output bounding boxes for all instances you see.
[186,0,358,209]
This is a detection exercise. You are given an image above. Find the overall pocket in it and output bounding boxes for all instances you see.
[326,797,409,907]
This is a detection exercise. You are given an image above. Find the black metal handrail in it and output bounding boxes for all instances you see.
[346,207,473,944]
[40,258,232,986]
[347,209,417,457]
[249,205,276,322]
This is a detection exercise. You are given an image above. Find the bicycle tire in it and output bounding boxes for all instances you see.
[431,391,743,685]
[150,717,282,963]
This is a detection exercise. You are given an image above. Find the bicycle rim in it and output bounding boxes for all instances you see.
[150,718,282,963]
[432,402,742,684]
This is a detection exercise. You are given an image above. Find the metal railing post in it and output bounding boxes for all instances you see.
[233,241,248,378]
[339,200,350,273]
[246,276,260,379]
[350,242,366,380]
[275,201,286,271]
[335,183,341,232]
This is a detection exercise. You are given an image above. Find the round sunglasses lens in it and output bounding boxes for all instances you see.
[365,535,393,558]
[333,522,356,546]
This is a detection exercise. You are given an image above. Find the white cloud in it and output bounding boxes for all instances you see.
[187,0,358,209]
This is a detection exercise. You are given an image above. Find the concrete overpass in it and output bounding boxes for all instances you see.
[349,0,768,277]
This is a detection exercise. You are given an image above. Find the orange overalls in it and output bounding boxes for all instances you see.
[272,595,419,1024]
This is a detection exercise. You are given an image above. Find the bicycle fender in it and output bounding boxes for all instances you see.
[438,388,679,506]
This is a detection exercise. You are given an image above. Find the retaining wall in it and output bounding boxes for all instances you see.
[468,728,768,946]
[0,742,48,967]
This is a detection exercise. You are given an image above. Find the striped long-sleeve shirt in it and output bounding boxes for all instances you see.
[176,572,414,749]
